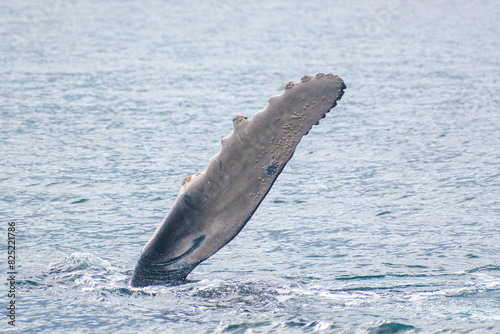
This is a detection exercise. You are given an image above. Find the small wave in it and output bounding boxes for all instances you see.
[214,319,333,333]
[336,274,385,281]
[70,198,89,204]
[376,211,392,216]
[468,265,500,273]
[367,322,415,334]
[214,320,273,333]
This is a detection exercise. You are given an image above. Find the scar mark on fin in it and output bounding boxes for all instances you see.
[265,162,278,177]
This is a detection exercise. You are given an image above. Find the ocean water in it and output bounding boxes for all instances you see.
[1,0,499,333]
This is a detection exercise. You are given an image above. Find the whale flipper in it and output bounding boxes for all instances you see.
[131,73,346,287]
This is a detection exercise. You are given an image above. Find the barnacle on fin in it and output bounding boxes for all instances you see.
[233,115,248,125]
[301,75,311,82]
[181,175,192,186]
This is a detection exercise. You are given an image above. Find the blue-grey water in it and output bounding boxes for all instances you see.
[1,0,499,333]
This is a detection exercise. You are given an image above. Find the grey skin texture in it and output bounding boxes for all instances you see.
[131,73,346,287]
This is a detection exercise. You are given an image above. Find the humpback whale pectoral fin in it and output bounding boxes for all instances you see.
[131,73,346,287]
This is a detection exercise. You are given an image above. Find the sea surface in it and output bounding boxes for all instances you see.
[1,0,499,333]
